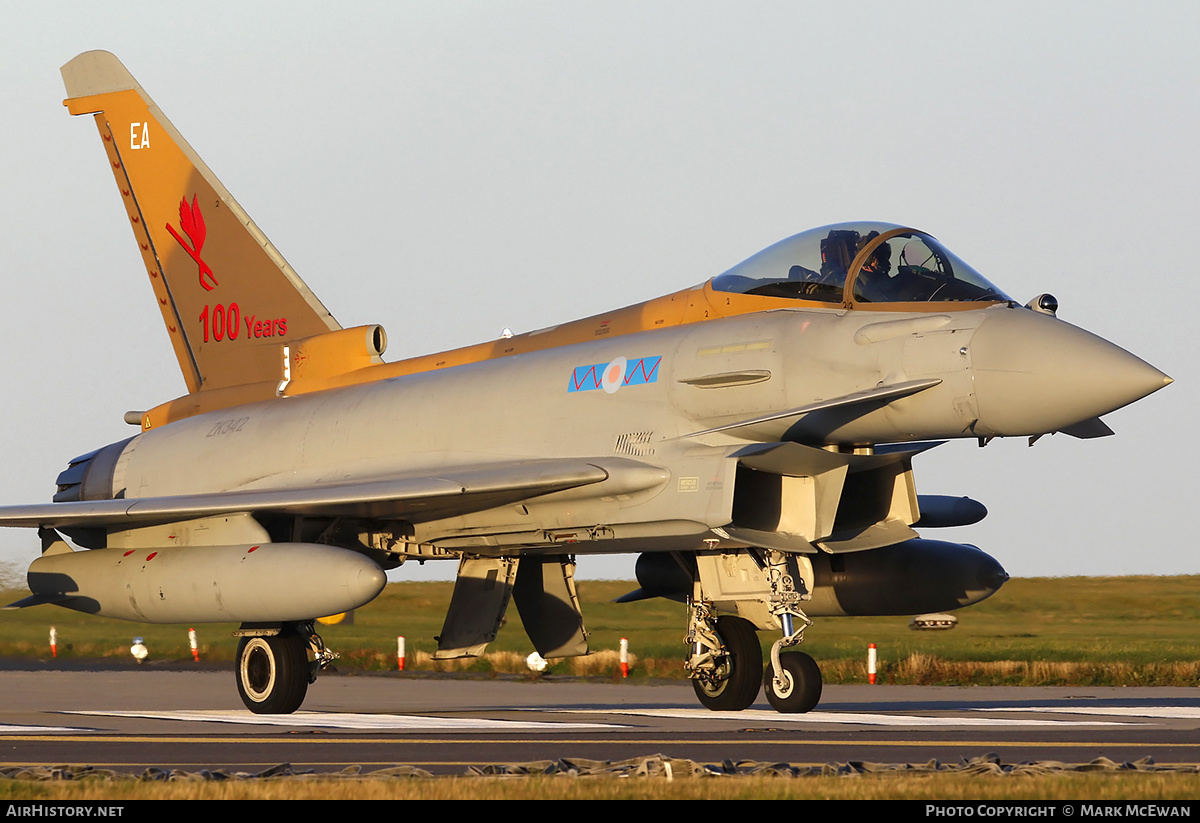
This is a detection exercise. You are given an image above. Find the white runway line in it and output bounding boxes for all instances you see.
[43,704,1181,731]
[63,710,623,731]
[984,706,1200,720]
[576,708,1129,726]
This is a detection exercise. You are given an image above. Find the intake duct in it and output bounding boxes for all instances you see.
[53,436,136,503]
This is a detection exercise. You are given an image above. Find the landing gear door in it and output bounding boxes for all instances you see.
[513,554,589,658]
[434,556,519,658]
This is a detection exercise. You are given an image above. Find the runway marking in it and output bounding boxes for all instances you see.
[0,724,93,734]
[567,708,1128,727]
[985,706,1200,720]
[63,710,623,731]
[43,705,1181,732]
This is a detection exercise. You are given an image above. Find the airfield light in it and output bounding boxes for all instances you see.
[868,643,877,685]
[49,626,56,658]
[910,613,958,630]
[526,651,548,673]
[131,637,148,664]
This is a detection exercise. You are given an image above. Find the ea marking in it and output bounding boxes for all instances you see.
[199,303,288,343]
[569,355,662,394]
[130,121,150,149]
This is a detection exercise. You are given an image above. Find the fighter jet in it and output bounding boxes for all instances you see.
[1,52,1171,714]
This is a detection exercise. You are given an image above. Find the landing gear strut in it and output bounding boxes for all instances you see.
[234,621,337,714]
[762,552,821,713]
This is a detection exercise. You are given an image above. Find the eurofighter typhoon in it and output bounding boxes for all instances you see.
[1,52,1171,714]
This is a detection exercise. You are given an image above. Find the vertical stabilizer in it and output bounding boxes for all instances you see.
[61,51,341,394]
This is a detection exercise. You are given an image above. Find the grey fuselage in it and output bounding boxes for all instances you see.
[81,300,1163,558]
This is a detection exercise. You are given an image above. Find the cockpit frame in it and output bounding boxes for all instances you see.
[708,222,1013,313]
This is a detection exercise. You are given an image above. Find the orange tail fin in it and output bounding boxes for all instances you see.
[61,51,341,394]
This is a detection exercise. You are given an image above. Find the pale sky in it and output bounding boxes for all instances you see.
[0,1,1194,587]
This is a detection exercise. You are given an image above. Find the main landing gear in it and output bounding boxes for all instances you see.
[685,551,822,713]
[233,621,338,714]
[689,612,762,711]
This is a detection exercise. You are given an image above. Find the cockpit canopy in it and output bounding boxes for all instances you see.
[711,222,1012,309]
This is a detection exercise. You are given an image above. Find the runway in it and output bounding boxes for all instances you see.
[2,668,1198,775]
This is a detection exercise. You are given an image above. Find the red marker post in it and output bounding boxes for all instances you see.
[620,637,629,678]
[50,626,57,658]
[189,628,199,662]
[397,636,406,671]
[868,643,877,684]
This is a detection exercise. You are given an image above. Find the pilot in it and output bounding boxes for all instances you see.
[819,229,859,287]
[852,232,894,302]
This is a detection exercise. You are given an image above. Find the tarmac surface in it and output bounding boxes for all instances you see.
[2,666,1199,775]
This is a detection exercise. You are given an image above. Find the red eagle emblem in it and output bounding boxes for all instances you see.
[166,195,218,291]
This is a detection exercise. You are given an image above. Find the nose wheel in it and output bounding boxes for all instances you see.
[764,651,822,713]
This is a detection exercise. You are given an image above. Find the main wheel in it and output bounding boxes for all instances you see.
[764,651,822,713]
[691,616,763,711]
[236,632,309,714]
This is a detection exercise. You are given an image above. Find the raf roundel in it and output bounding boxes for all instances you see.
[601,356,627,394]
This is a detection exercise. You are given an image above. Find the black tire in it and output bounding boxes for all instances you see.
[236,632,308,714]
[764,651,822,713]
[691,616,763,711]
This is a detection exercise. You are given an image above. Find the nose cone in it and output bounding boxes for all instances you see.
[970,308,1171,436]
